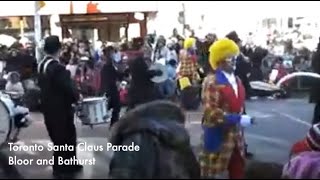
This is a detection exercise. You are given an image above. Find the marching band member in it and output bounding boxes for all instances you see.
[199,38,254,178]
[100,46,121,128]
[37,36,82,177]
[127,56,162,110]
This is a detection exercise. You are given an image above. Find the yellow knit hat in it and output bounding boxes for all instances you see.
[184,38,196,49]
[209,38,240,70]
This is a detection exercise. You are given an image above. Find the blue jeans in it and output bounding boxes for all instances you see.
[158,79,176,99]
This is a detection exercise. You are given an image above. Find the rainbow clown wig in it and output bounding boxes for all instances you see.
[209,38,240,70]
[184,38,196,49]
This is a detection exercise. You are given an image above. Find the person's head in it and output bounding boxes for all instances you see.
[103,46,115,64]
[190,30,195,37]
[43,36,62,57]
[184,38,196,50]
[10,49,18,57]
[206,33,217,43]
[167,43,174,51]
[226,31,242,48]
[209,38,240,73]
[173,28,178,36]
[305,123,320,151]
[157,38,166,48]
[71,43,78,53]
[8,72,20,84]
[78,41,87,49]
[120,43,128,51]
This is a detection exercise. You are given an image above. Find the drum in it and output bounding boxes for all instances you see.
[0,94,14,145]
[77,97,110,126]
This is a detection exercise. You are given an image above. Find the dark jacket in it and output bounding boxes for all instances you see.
[235,54,251,81]
[100,61,122,95]
[248,47,268,81]
[127,57,161,109]
[310,49,320,103]
[38,56,79,119]
[109,101,200,179]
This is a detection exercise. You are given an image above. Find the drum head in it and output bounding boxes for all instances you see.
[0,101,12,145]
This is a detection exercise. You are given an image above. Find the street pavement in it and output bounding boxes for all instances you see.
[0,97,314,178]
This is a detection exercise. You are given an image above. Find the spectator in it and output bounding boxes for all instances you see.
[109,101,200,179]
[309,37,320,124]
[282,151,320,179]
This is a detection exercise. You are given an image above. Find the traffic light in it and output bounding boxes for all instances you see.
[178,11,185,24]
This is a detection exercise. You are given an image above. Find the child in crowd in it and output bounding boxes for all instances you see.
[5,72,24,99]
[282,123,320,179]
[5,72,31,142]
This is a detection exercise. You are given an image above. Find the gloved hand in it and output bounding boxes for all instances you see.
[240,115,254,127]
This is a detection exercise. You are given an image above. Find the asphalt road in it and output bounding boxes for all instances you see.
[0,98,314,178]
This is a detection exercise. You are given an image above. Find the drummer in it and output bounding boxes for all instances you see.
[37,36,83,177]
[100,46,122,128]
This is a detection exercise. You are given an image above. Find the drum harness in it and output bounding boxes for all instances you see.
[37,55,59,75]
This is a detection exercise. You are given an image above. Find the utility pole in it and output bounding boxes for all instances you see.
[182,2,186,37]
[34,1,43,62]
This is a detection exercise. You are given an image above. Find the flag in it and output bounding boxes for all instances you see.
[36,1,46,11]
[86,1,100,14]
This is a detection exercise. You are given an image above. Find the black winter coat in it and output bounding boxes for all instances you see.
[109,101,200,179]
[310,50,320,103]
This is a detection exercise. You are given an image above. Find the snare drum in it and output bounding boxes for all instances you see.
[77,97,110,125]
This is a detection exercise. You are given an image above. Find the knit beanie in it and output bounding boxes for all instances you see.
[306,123,320,151]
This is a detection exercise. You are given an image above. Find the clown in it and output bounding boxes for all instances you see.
[177,38,199,84]
[199,38,254,178]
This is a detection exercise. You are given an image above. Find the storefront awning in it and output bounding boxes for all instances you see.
[0,1,158,16]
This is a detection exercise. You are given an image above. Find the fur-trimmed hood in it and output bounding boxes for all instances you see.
[110,100,190,148]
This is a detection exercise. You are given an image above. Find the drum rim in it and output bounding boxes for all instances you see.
[82,97,106,102]
[0,100,12,145]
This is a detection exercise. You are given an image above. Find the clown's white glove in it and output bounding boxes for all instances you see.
[240,115,254,127]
